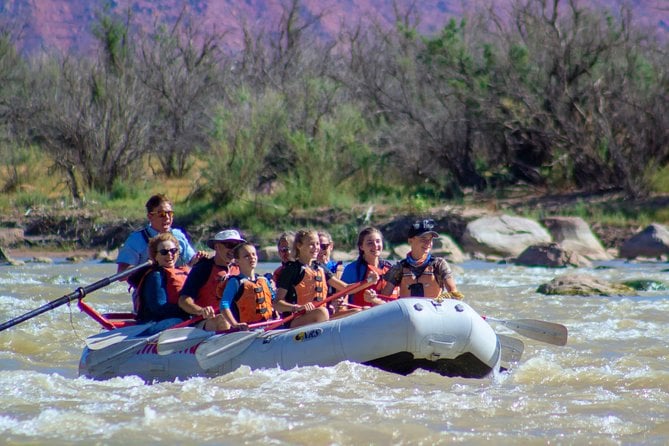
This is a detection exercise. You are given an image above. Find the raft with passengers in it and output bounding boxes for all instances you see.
[0,200,567,382]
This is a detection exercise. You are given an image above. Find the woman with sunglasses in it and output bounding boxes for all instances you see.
[317,231,343,278]
[116,194,202,273]
[272,231,295,286]
[133,233,190,333]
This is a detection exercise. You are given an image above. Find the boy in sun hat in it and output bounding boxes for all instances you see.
[178,229,246,323]
[381,219,462,299]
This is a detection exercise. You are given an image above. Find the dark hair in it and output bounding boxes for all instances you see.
[145,194,171,213]
[356,227,383,259]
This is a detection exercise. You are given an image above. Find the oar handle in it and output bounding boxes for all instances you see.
[0,260,152,333]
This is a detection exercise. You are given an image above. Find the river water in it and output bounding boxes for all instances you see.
[0,258,667,445]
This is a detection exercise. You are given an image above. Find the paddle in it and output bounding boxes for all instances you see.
[497,334,524,363]
[195,330,264,370]
[264,278,374,331]
[0,260,152,333]
[85,323,154,350]
[84,317,199,371]
[156,319,283,355]
[483,316,568,346]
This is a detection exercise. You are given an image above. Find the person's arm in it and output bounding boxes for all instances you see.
[379,263,401,298]
[178,295,215,318]
[271,287,301,313]
[219,278,248,329]
[434,258,463,299]
[178,263,216,318]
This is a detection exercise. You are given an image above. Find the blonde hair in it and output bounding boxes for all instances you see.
[293,229,318,260]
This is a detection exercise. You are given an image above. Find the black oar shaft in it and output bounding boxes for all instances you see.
[0,260,152,332]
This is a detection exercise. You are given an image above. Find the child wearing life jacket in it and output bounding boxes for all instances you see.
[341,227,398,307]
[204,242,275,331]
[381,219,463,300]
[274,229,379,328]
[134,233,190,333]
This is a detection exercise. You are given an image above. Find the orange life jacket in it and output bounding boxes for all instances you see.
[350,263,395,307]
[213,264,240,305]
[294,263,327,306]
[133,266,189,314]
[398,258,440,298]
[196,263,239,308]
[234,276,274,323]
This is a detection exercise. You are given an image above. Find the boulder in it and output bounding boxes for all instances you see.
[619,223,669,260]
[542,216,611,261]
[537,273,635,296]
[514,243,592,268]
[461,215,551,258]
[431,234,466,263]
[258,246,279,262]
[0,228,24,246]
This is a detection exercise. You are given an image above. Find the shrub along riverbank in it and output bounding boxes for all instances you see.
[1,189,666,260]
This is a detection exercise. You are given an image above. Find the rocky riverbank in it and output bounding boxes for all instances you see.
[0,192,667,263]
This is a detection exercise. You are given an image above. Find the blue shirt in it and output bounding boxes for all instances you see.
[116,225,196,267]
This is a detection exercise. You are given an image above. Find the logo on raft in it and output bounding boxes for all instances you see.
[293,328,323,342]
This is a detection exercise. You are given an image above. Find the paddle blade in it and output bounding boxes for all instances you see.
[486,317,568,346]
[85,324,151,350]
[497,334,524,364]
[84,337,150,371]
[156,327,212,355]
[195,330,261,370]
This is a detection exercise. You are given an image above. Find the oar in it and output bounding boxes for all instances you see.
[497,334,524,363]
[0,261,152,332]
[156,319,284,355]
[84,317,199,371]
[483,316,568,346]
[195,330,264,370]
[264,278,375,331]
[85,323,154,350]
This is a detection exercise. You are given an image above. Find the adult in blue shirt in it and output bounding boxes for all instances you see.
[116,194,202,273]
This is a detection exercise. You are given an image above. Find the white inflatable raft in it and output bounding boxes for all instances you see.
[79,298,501,381]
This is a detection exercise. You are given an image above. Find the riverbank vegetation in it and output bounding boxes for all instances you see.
[0,0,667,248]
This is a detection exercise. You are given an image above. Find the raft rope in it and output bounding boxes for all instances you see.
[66,294,87,344]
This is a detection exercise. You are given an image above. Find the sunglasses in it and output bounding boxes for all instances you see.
[220,242,239,249]
[150,210,174,218]
[158,248,179,256]
[278,247,290,253]
[320,243,331,251]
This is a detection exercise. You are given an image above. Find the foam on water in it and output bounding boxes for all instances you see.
[0,260,668,444]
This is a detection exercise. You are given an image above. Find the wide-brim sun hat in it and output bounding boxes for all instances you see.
[207,229,246,249]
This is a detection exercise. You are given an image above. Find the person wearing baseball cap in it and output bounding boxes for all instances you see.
[380,219,463,300]
[178,229,246,325]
